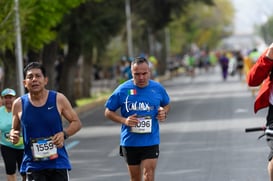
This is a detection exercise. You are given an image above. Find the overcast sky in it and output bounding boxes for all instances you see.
[231,0,273,34]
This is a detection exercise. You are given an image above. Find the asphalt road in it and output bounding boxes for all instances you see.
[0,66,270,180]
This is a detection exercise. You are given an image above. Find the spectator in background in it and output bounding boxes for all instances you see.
[148,55,158,79]
[219,52,229,81]
[244,49,261,96]
[249,48,260,64]
[235,50,244,80]
[123,57,133,80]
[208,51,218,72]
[184,51,196,78]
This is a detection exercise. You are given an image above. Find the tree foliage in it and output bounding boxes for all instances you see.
[22,0,86,51]
[0,0,31,52]
[260,15,273,45]
[131,0,214,31]
[168,0,234,54]
[57,0,126,104]
[0,0,235,103]
[123,0,216,75]
[59,0,125,54]
[0,0,13,52]
[0,0,85,92]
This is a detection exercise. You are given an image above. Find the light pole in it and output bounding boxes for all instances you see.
[14,0,24,96]
[125,0,133,57]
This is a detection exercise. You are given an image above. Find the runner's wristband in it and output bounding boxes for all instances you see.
[63,131,69,140]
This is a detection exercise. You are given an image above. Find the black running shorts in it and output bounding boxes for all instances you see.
[120,145,159,165]
[26,169,69,181]
[0,145,24,175]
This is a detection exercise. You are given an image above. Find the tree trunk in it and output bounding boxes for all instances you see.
[27,50,42,62]
[42,41,58,90]
[0,50,17,91]
[59,39,81,107]
[82,50,93,98]
[155,30,167,76]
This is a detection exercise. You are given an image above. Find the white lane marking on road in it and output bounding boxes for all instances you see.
[108,145,120,157]
[66,140,80,150]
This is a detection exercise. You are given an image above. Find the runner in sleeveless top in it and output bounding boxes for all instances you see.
[105,57,171,181]
[0,88,25,181]
[9,62,82,181]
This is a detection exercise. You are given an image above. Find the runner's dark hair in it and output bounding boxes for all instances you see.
[23,61,47,78]
[131,57,149,65]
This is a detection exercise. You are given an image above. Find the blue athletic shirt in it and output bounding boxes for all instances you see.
[105,79,170,147]
[20,90,71,172]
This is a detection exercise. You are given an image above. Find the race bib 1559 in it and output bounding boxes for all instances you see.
[31,137,58,161]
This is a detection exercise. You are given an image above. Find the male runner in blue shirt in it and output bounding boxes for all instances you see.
[105,57,170,181]
[9,62,82,181]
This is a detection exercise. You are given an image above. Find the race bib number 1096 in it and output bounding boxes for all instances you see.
[131,116,152,133]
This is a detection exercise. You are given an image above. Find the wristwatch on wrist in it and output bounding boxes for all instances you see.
[63,130,69,140]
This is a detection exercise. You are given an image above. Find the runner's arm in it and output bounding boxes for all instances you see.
[105,108,127,124]
[57,93,82,138]
[247,48,273,86]
[104,108,139,127]
[10,97,22,144]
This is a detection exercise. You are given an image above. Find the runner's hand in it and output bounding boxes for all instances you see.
[9,129,20,144]
[52,131,65,148]
[157,107,167,122]
[125,114,139,127]
[266,43,273,60]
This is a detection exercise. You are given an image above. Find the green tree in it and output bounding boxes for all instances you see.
[0,0,234,105]
[58,0,125,105]
[169,0,234,55]
[128,0,215,75]
[0,0,33,89]
[0,0,85,92]
[23,0,86,90]
[0,0,15,52]
[260,15,273,45]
